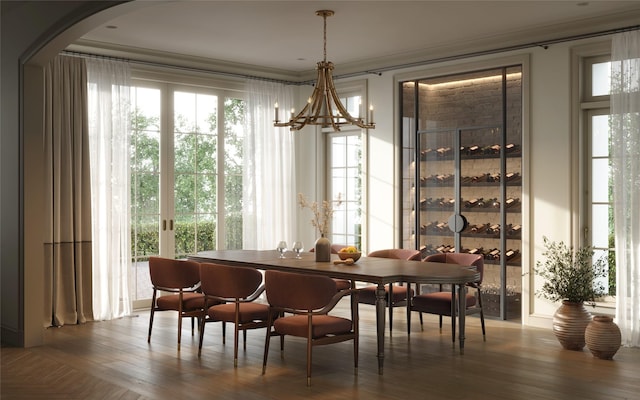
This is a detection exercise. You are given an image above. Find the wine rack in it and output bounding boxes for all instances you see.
[408,125,522,320]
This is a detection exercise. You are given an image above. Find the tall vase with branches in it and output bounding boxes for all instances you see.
[298,193,342,262]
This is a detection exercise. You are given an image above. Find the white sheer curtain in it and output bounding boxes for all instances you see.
[611,30,640,347]
[86,58,132,320]
[243,80,296,250]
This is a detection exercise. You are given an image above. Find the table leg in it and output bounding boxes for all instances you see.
[458,284,466,354]
[375,283,386,374]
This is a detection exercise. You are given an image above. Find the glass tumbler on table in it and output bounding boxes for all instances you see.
[277,241,287,258]
[292,241,304,259]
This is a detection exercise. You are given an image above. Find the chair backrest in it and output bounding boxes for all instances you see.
[423,253,484,283]
[199,262,263,299]
[149,257,201,289]
[265,270,336,311]
[367,248,421,261]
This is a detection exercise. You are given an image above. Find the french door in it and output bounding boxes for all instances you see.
[130,82,245,307]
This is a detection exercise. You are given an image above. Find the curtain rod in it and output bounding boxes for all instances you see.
[346,24,640,78]
[61,50,300,85]
[63,24,640,83]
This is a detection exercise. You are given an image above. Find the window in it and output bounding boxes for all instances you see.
[129,80,245,305]
[583,55,616,297]
[328,93,365,249]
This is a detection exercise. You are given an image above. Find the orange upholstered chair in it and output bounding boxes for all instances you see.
[147,257,205,350]
[358,248,422,332]
[262,270,358,386]
[198,263,270,367]
[309,243,352,290]
[408,252,485,343]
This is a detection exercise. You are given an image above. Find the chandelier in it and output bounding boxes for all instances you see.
[274,10,375,131]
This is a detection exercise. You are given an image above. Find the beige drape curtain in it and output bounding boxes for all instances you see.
[43,55,93,327]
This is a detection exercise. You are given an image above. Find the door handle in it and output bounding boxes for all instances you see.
[162,219,166,231]
[170,219,174,231]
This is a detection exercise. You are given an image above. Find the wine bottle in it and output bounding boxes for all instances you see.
[508,224,522,236]
[487,248,500,260]
[435,244,448,253]
[471,223,488,234]
[467,145,480,155]
[468,247,484,255]
[505,197,519,208]
[436,147,451,156]
[486,224,500,234]
[505,172,519,182]
[465,197,483,208]
[505,249,519,260]
[488,173,500,182]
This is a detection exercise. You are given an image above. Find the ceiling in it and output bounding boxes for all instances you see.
[71,1,640,81]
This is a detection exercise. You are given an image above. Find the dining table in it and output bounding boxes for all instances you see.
[188,249,481,374]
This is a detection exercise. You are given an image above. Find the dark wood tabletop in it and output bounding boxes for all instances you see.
[189,249,480,285]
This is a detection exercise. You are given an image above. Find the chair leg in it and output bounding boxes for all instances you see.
[306,335,312,386]
[147,307,155,343]
[234,322,239,368]
[191,316,195,336]
[419,312,423,331]
[147,291,157,343]
[243,329,247,350]
[388,284,393,333]
[451,314,456,345]
[198,316,207,357]
[222,322,226,345]
[407,290,412,337]
[477,287,486,340]
[262,313,275,375]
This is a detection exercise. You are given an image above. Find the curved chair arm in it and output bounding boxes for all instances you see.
[154,281,201,293]
[203,284,266,305]
[270,288,358,316]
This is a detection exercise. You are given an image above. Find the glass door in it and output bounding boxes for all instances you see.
[130,83,245,308]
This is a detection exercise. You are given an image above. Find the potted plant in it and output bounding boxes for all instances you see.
[535,236,607,350]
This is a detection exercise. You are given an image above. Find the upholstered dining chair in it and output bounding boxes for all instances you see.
[198,262,270,367]
[357,248,422,333]
[262,270,358,386]
[408,252,486,343]
[309,244,352,290]
[147,257,205,350]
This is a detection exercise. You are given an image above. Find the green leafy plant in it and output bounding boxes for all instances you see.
[535,236,607,304]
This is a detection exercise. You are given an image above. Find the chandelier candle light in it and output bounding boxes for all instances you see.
[274,10,375,131]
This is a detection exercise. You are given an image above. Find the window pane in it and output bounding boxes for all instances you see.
[223,98,245,250]
[329,132,362,248]
[591,114,610,157]
[592,61,611,97]
[592,203,609,248]
[591,158,610,203]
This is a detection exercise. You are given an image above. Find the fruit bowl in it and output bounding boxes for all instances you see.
[338,251,361,262]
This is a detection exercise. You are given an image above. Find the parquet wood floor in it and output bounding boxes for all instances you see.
[2,302,639,399]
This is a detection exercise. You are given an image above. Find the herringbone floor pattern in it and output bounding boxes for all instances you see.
[2,303,639,399]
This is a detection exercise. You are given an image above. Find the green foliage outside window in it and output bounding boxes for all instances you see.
[130,95,245,261]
